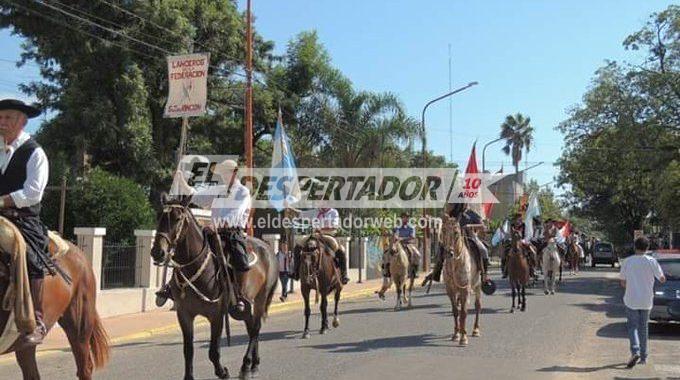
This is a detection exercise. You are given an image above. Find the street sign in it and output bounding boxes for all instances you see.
[164,53,210,118]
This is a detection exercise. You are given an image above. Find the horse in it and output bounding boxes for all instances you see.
[507,230,530,313]
[377,235,413,311]
[0,217,109,380]
[566,237,581,275]
[541,239,561,295]
[150,196,278,379]
[296,234,343,339]
[440,214,482,346]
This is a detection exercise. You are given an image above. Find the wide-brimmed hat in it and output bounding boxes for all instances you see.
[214,159,239,180]
[0,99,41,118]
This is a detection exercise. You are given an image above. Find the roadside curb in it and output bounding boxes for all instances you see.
[0,283,380,364]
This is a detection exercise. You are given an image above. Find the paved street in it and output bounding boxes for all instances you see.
[1,268,679,380]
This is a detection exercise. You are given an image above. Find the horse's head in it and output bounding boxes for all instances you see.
[299,237,321,283]
[150,193,193,265]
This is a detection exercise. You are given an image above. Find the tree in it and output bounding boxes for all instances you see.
[500,113,534,173]
[556,6,680,245]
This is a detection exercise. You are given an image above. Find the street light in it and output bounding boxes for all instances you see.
[482,137,503,173]
[420,81,478,271]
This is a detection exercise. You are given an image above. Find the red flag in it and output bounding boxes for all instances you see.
[559,221,572,238]
[463,141,484,218]
[482,165,503,218]
[465,141,479,174]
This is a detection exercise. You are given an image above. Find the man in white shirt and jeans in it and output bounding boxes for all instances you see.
[619,236,666,368]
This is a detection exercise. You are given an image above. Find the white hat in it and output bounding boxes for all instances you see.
[214,159,239,181]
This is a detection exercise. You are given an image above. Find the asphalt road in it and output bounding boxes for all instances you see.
[1,267,679,380]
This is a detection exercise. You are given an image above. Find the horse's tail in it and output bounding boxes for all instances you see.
[89,311,110,369]
[261,266,278,321]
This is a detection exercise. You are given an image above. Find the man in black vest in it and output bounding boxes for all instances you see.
[0,99,50,346]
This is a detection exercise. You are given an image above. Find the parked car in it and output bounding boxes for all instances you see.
[651,253,680,323]
[592,242,617,267]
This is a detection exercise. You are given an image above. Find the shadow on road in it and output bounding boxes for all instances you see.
[537,363,627,373]
[429,307,505,316]
[305,334,448,353]
[596,321,680,341]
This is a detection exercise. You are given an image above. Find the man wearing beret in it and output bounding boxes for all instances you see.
[0,99,50,346]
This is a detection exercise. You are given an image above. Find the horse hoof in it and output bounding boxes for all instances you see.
[249,368,259,378]
[215,366,229,379]
[550,291,555,295]
[332,318,340,328]
[184,376,195,380]
[302,331,310,339]
[544,290,549,295]
[459,337,468,346]
[472,328,480,337]
[319,328,327,335]
[510,309,515,313]
[452,332,460,341]
[521,307,526,312]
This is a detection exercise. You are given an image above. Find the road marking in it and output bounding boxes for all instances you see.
[0,285,379,365]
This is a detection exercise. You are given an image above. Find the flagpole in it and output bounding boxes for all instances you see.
[245,0,254,237]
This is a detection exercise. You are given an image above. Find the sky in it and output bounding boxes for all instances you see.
[1,0,675,197]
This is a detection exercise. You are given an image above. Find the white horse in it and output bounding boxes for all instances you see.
[541,239,561,295]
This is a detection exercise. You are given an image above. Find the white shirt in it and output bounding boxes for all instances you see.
[0,131,49,209]
[190,178,251,229]
[313,208,340,230]
[620,253,664,310]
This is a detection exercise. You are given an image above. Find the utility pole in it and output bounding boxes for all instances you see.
[245,0,254,236]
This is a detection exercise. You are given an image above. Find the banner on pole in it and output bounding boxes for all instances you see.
[164,53,210,118]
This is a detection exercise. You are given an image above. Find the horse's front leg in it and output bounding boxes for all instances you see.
[319,293,329,334]
[395,283,402,311]
[472,291,481,337]
[459,294,469,346]
[407,276,415,308]
[15,346,40,380]
[302,288,311,339]
[332,288,341,328]
[208,313,229,379]
[240,321,255,376]
[510,284,516,313]
[521,285,527,312]
[248,319,262,375]
[178,311,196,380]
[450,295,460,341]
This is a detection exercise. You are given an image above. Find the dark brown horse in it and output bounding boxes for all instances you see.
[296,234,343,339]
[566,237,582,275]
[0,218,109,380]
[150,196,278,379]
[507,230,530,313]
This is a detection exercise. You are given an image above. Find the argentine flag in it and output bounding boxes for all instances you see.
[523,192,541,243]
[269,110,300,211]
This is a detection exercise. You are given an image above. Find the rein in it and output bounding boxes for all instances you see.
[159,204,222,304]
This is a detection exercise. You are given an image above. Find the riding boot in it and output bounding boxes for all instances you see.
[155,283,174,307]
[22,278,46,346]
[482,257,490,282]
[335,249,349,285]
[431,252,445,282]
[233,270,251,315]
[291,245,302,281]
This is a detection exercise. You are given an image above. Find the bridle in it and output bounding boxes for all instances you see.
[156,204,220,303]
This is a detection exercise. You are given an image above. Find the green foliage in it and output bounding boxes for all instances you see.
[557,5,680,245]
[500,113,534,173]
[44,168,155,244]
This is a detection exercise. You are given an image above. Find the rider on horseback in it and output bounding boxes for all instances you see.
[382,213,420,278]
[158,159,253,313]
[0,99,50,346]
[291,207,350,285]
[425,204,491,284]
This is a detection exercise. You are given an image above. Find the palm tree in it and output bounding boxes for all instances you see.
[500,113,534,173]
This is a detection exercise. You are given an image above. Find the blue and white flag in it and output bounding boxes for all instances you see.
[269,110,300,211]
[524,191,541,242]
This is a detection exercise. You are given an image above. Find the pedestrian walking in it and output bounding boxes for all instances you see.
[277,242,292,302]
[619,236,666,368]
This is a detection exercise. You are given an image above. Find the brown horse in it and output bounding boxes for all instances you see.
[0,218,109,380]
[150,196,278,379]
[507,230,530,313]
[440,215,482,346]
[567,237,583,275]
[296,234,343,339]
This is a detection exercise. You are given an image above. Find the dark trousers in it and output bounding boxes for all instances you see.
[218,228,249,272]
[3,213,48,279]
[279,272,289,297]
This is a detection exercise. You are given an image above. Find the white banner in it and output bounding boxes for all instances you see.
[164,53,210,118]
